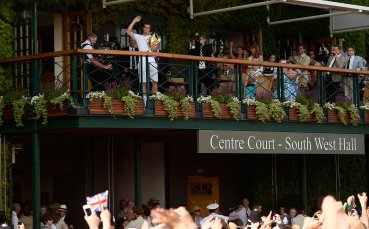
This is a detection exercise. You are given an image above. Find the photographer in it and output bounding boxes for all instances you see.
[317,46,330,66]
[81,33,113,91]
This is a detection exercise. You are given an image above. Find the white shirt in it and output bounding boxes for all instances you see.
[348,55,354,69]
[230,207,248,226]
[81,39,94,60]
[134,34,150,52]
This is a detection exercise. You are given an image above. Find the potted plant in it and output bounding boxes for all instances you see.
[30,86,76,126]
[242,92,285,123]
[283,96,324,123]
[150,86,195,121]
[197,87,240,120]
[324,95,360,126]
[360,103,369,124]
[87,80,143,118]
[1,90,29,127]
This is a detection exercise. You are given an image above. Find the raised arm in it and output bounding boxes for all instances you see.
[127,16,141,39]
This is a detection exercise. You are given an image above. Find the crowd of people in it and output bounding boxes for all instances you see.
[80,192,369,229]
[0,201,73,229]
[80,14,369,105]
[1,192,368,229]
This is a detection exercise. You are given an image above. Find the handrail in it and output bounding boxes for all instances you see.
[1,49,369,75]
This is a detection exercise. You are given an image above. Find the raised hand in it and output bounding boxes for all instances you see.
[84,211,100,229]
[100,209,111,229]
[134,16,142,23]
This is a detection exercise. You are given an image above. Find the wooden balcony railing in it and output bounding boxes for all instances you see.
[1,49,369,124]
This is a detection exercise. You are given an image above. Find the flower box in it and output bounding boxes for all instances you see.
[202,103,240,119]
[89,99,124,115]
[247,105,257,120]
[365,110,369,124]
[288,107,315,122]
[89,99,144,116]
[154,101,195,118]
[327,109,351,124]
[2,106,15,121]
[47,102,68,116]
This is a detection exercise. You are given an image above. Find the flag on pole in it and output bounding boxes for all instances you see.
[86,190,109,212]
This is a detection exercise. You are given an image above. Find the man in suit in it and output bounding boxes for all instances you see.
[344,47,366,99]
[189,34,216,95]
[293,44,310,96]
[122,38,139,93]
[325,45,347,101]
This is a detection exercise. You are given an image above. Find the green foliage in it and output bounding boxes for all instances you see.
[0,66,12,95]
[0,140,12,218]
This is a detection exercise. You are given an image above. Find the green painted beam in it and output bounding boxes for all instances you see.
[1,116,369,134]
[32,131,40,229]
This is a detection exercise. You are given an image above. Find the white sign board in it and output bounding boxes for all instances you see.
[332,11,369,33]
[198,130,365,155]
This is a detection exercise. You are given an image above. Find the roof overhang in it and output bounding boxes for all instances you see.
[188,0,369,33]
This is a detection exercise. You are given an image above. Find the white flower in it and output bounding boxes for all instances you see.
[86,91,106,100]
[231,97,240,103]
[30,94,44,105]
[242,97,256,105]
[197,95,212,103]
[324,102,335,110]
[360,103,369,110]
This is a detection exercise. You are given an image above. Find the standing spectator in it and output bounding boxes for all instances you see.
[246,43,264,97]
[279,206,291,225]
[117,199,127,220]
[229,197,251,226]
[19,202,33,229]
[344,47,366,99]
[293,44,311,96]
[199,203,229,225]
[188,34,216,95]
[191,206,203,226]
[41,214,56,229]
[57,205,72,229]
[12,202,22,228]
[0,211,10,229]
[124,207,146,229]
[249,203,262,223]
[326,45,347,101]
[316,46,330,66]
[126,16,159,104]
[121,38,139,93]
[308,51,322,95]
[291,208,305,228]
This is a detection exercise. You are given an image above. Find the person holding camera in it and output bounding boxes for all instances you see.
[325,45,347,101]
[81,33,113,91]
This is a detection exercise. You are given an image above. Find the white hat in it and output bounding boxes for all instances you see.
[58,204,68,212]
[207,203,219,210]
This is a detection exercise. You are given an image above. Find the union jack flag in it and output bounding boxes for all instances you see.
[86,190,109,212]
